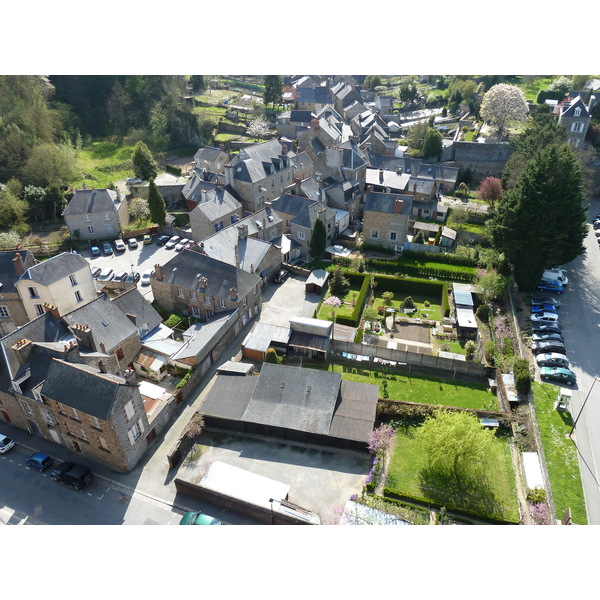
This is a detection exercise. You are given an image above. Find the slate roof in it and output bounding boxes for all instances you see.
[365,167,411,191]
[110,288,163,335]
[271,193,317,216]
[290,110,314,123]
[560,95,589,118]
[242,322,291,354]
[41,358,135,420]
[230,140,293,184]
[182,176,219,202]
[159,249,261,299]
[295,86,332,105]
[61,293,139,352]
[0,250,34,293]
[201,226,273,271]
[18,252,90,286]
[292,202,336,230]
[364,191,413,215]
[62,188,120,216]
[189,187,242,220]
[194,146,228,165]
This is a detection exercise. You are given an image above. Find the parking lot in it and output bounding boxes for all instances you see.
[84,235,188,301]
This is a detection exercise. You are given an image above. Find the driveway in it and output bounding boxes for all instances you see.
[258,273,321,325]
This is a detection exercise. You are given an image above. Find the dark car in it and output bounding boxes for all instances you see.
[531,296,560,308]
[102,241,113,256]
[536,352,569,368]
[25,451,54,471]
[531,303,558,314]
[179,511,226,525]
[125,272,140,284]
[274,269,289,283]
[531,331,563,343]
[530,322,562,335]
[50,461,93,491]
[531,340,567,355]
[156,234,170,246]
[540,367,577,386]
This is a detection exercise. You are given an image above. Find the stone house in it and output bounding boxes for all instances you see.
[194,146,229,174]
[151,249,262,327]
[294,86,333,112]
[0,250,36,335]
[362,191,413,250]
[556,95,591,149]
[331,80,367,121]
[276,110,316,139]
[41,358,150,472]
[14,251,97,322]
[62,187,128,241]
[223,139,298,214]
[188,186,243,242]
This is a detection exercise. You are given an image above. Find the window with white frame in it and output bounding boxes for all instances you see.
[69,274,78,286]
[74,290,83,303]
[243,297,247,307]
[191,305,201,318]
[371,229,379,239]
[92,416,102,430]
[574,107,581,117]
[71,407,80,420]
[298,231,305,240]
[124,400,135,420]
[205,295,212,305]
[79,428,87,442]
[0,306,9,318]
[32,388,43,403]
[177,287,184,298]
[28,286,39,299]
[128,419,144,445]
[219,298,226,308]
[571,122,584,132]
[390,231,397,241]
[34,304,45,316]
[21,401,33,415]
[98,435,109,451]
[191,290,197,301]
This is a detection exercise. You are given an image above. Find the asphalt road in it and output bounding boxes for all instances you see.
[558,197,600,524]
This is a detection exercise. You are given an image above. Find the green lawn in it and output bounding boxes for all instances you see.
[306,363,498,410]
[74,141,136,188]
[531,382,587,524]
[387,425,520,522]
[373,294,442,322]
[316,284,364,321]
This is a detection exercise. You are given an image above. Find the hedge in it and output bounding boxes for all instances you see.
[401,249,478,267]
[165,164,182,176]
[335,273,370,327]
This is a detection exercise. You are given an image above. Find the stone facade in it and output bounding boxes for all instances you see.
[362,192,413,250]
[0,251,36,336]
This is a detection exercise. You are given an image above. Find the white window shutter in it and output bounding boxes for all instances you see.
[128,429,135,445]
[138,418,145,433]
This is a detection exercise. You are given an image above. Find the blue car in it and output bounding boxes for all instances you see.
[536,280,563,294]
[102,241,113,256]
[90,245,100,257]
[531,303,558,314]
[25,451,54,471]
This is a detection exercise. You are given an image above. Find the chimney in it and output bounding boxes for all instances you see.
[99,341,106,354]
[262,217,267,240]
[82,182,88,190]
[154,264,163,281]
[294,177,302,195]
[115,187,121,202]
[43,302,60,320]
[71,323,95,351]
[124,368,137,384]
[395,199,403,214]
[311,117,320,132]
[126,313,137,325]
[379,167,384,184]
[98,359,107,374]
[229,287,238,301]
[12,253,25,276]
[199,276,208,291]
[238,224,248,239]
[282,144,288,155]
[11,338,33,365]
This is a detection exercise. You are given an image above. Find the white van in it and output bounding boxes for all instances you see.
[542,269,568,286]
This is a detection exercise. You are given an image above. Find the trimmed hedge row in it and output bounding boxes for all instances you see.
[335,273,370,327]
[165,164,182,176]
[401,249,478,267]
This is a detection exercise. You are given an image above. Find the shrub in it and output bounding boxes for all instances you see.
[464,340,477,360]
[265,347,280,364]
[476,303,491,322]
[527,487,547,505]
[513,358,532,395]
[165,313,184,328]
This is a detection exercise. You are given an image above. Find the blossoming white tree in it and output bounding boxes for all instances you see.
[480,83,529,139]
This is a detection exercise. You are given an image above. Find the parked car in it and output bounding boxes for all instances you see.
[165,236,181,249]
[91,266,102,279]
[536,353,569,368]
[536,280,563,294]
[0,433,15,454]
[531,340,567,355]
[531,331,563,343]
[113,271,128,282]
[114,239,126,252]
[125,272,140,284]
[141,269,154,286]
[90,245,100,257]
[156,235,170,246]
[530,322,562,335]
[174,238,189,251]
[531,296,560,308]
[184,241,195,250]
[143,234,153,245]
[274,269,290,283]
[102,241,113,255]
[96,268,114,282]
[530,312,559,324]
[539,366,577,386]
[179,511,226,525]
[594,221,600,230]
[50,461,93,491]
[126,177,143,185]
[531,303,558,314]
[25,451,54,471]
[128,238,138,249]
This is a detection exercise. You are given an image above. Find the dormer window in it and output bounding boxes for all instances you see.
[574,107,581,117]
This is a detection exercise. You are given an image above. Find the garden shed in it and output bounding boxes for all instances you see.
[305,269,329,294]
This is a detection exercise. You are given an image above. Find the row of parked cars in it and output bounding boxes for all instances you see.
[529,269,577,385]
[0,433,94,490]
[156,235,195,251]
[90,234,153,257]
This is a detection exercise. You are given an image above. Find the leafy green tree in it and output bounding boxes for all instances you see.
[488,144,588,290]
[190,76,205,93]
[464,340,477,360]
[381,291,394,305]
[132,141,157,181]
[43,184,67,221]
[263,76,283,108]
[0,187,27,230]
[147,180,166,225]
[421,128,443,158]
[0,230,21,249]
[24,143,77,187]
[407,121,430,153]
[365,75,382,90]
[477,271,508,302]
[329,266,350,297]
[309,218,327,262]
[265,347,280,364]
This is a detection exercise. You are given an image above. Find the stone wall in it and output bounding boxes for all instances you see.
[441,141,514,183]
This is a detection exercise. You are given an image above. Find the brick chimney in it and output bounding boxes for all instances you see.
[199,276,208,291]
[123,368,137,384]
[154,264,163,281]
[12,253,25,276]
[229,287,238,301]
[311,117,320,133]
[98,358,107,373]
[294,177,302,195]
[395,199,403,214]
[11,338,33,365]
[43,302,60,320]
[379,167,384,184]
[238,224,248,239]
[71,323,95,351]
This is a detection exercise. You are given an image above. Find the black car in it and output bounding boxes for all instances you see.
[156,235,170,246]
[125,272,140,284]
[531,340,567,355]
[50,461,94,491]
[530,322,561,335]
[274,269,289,283]
[531,331,563,343]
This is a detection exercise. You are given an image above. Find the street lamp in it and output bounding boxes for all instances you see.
[569,377,600,438]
